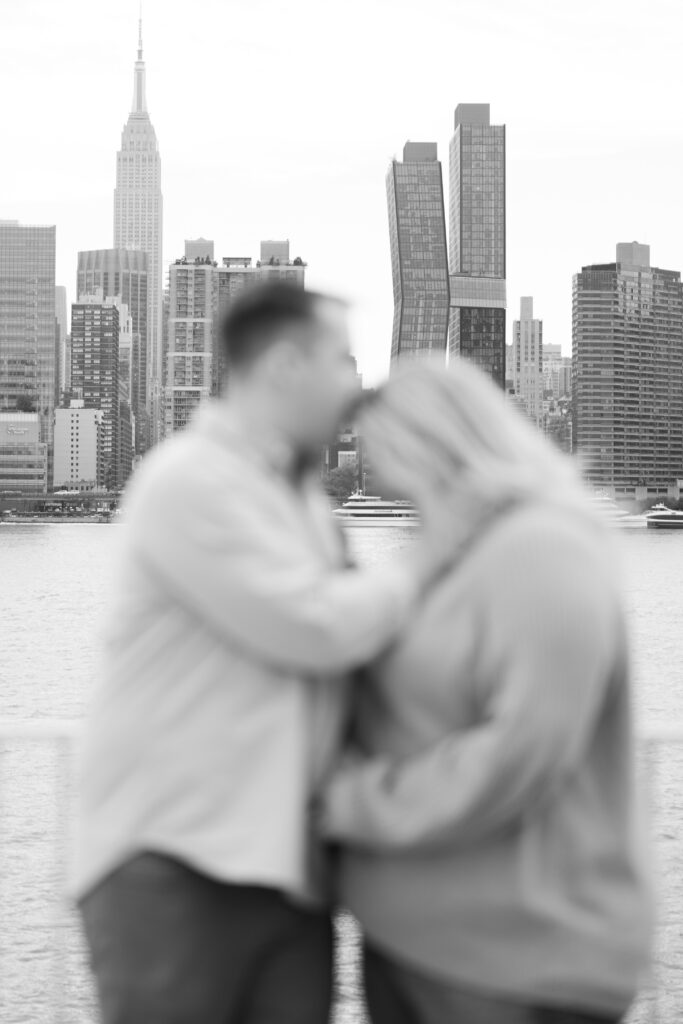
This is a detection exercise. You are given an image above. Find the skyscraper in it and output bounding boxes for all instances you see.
[113,15,163,445]
[511,297,543,424]
[0,220,57,481]
[70,293,120,490]
[55,285,68,404]
[448,104,506,387]
[165,243,216,435]
[386,142,450,366]
[77,248,148,453]
[573,242,683,497]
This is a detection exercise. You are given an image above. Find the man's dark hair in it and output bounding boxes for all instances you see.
[219,282,345,370]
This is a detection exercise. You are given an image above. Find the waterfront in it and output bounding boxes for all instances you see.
[0,523,682,1021]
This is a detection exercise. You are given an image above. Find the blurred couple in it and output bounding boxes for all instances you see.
[74,284,652,1024]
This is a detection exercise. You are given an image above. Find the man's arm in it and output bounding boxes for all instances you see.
[319,530,620,850]
[128,455,436,674]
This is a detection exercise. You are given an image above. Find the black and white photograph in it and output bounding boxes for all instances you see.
[1,1,682,1021]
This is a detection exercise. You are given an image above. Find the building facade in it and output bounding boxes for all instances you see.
[511,297,543,424]
[0,220,57,481]
[113,17,163,445]
[542,343,572,400]
[53,401,104,491]
[55,285,69,405]
[70,293,120,490]
[77,248,149,454]
[165,243,216,435]
[213,244,306,394]
[162,241,306,429]
[448,104,506,387]
[573,242,683,496]
[0,412,47,493]
[386,142,450,366]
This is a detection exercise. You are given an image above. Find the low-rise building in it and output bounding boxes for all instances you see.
[53,401,103,491]
[0,412,48,493]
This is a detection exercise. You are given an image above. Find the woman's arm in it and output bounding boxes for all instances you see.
[319,527,622,851]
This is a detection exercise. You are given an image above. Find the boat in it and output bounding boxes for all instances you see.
[589,492,646,529]
[334,492,419,527]
[645,503,683,530]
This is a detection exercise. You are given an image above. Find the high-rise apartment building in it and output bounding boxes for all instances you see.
[386,142,450,366]
[163,241,306,425]
[77,248,149,453]
[448,104,506,387]
[70,293,120,490]
[0,220,57,480]
[511,297,543,424]
[573,242,683,496]
[214,243,306,393]
[113,16,163,445]
[165,243,216,435]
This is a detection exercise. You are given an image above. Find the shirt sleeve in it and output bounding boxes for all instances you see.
[320,525,622,850]
[127,453,420,674]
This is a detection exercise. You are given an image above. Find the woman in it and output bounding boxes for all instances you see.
[319,360,653,1024]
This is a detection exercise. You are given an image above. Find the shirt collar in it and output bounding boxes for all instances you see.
[195,399,311,483]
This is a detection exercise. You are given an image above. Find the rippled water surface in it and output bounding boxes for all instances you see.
[1,523,682,1021]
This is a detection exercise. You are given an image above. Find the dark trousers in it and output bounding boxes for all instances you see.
[363,943,623,1024]
[78,852,334,1024]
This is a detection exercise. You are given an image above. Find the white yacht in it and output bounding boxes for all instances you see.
[645,503,683,530]
[333,492,419,527]
[589,492,646,529]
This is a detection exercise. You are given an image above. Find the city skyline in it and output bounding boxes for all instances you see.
[2,0,682,385]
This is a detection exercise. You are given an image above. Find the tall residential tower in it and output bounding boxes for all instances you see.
[113,15,163,445]
[448,104,506,387]
[573,242,683,497]
[386,142,450,367]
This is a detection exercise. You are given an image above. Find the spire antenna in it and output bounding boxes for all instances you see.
[131,2,147,113]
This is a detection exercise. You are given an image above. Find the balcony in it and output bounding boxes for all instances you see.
[0,718,681,1022]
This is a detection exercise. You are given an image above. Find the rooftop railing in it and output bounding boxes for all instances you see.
[0,718,681,1023]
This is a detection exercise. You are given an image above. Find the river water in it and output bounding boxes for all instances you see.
[0,523,682,1022]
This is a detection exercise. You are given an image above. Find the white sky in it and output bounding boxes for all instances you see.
[2,0,682,384]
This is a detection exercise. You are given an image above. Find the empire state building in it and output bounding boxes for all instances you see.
[113,16,163,446]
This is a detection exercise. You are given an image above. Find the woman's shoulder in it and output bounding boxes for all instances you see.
[465,498,615,582]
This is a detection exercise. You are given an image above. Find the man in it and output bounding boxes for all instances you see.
[74,284,451,1024]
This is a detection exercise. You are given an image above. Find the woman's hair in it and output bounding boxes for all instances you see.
[358,357,592,515]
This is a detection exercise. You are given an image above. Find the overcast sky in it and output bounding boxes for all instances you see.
[2,0,682,384]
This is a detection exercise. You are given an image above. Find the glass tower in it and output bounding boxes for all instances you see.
[386,142,450,367]
[573,242,683,496]
[0,219,57,478]
[113,15,163,446]
[448,104,506,387]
